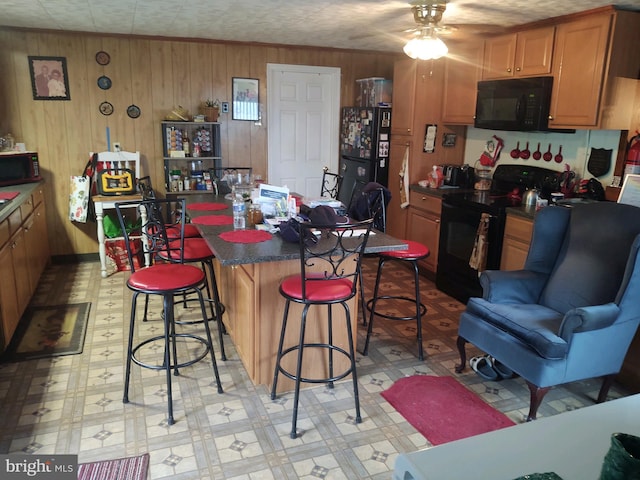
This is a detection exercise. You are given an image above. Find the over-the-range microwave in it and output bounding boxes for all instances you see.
[474,76,554,131]
[0,151,41,186]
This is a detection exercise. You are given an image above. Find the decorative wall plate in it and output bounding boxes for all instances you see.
[97,75,112,90]
[95,51,110,66]
[99,101,114,116]
[127,104,141,119]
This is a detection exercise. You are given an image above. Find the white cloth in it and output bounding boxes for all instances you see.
[399,145,410,209]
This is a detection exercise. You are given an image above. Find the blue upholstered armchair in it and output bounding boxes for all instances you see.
[456,202,640,421]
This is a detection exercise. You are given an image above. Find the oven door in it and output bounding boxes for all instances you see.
[436,200,505,303]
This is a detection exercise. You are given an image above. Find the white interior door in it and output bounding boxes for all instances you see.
[267,64,341,198]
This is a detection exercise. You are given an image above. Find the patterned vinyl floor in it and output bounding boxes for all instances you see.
[0,258,628,479]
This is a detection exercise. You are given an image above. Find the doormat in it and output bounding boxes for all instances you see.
[381,375,515,445]
[5,303,91,361]
[78,453,149,480]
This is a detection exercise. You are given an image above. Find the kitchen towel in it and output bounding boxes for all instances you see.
[0,192,19,201]
[469,212,490,272]
[399,145,410,209]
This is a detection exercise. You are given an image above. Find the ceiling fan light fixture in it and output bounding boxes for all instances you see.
[403,30,448,60]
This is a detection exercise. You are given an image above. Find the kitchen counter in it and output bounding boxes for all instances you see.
[186,196,408,391]
[189,196,408,265]
[0,182,44,223]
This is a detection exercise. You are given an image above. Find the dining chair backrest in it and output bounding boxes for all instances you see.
[92,151,141,181]
[348,182,390,232]
[320,166,343,199]
[296,218,374,302]
[137,176,155,199]
[115,198,186,272]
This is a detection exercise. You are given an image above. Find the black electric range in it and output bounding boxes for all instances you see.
[436,164,562,303]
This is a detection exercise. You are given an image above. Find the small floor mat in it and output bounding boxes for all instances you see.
[4,302,91,361]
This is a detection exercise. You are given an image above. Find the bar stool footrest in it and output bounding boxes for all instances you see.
[131,333,210,371]
[366,295,427,321]
[276,343,354,385]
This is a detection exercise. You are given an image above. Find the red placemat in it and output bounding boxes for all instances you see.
[219,230,273,243]
[0,192,19,201]
[186,202,228,211]
[191,215,234,226]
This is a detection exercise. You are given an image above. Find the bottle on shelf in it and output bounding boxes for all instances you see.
[183,130,190,157]
[232,187,246,230]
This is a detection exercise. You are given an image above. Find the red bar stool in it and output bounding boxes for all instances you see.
[115,198,223,425]
[271,218,374,439]
[362,240,430,360]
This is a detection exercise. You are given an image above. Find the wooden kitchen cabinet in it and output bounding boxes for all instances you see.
[0,184,50,352]
[0,229,20,349]
[406,191,441,273]
[549,9,640,129]
[391,59,418,136]
[500,214,533,271]
[482,26,555,80]
[442,42,485,124]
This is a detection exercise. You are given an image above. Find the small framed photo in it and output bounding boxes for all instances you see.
[442,133,457,147]
[232,77,259,121]
[28,56,71,101]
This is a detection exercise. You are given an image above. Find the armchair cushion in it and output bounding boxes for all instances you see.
[480,269,549,304]
[466,298,566,359]
[558,303,621,342]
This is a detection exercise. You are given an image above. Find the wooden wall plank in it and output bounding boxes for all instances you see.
[0,27,400,256]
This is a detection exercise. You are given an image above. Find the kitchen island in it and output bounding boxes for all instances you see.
[187,198,408,392]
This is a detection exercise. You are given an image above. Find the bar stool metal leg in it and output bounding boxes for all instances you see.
[362,243,429,361]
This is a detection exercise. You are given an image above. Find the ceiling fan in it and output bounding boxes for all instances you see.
[402,1,507,59]
[403,1,505,41]
[349,1,505,54]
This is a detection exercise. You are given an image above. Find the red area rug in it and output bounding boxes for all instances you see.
[78,453,149,480]
[381,375,515,445]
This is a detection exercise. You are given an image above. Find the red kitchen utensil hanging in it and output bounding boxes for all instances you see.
[543,144,553,161]
[533,143,541,160]
[520,142,531,160]
[510,141,521,159]
[554,145,564,163]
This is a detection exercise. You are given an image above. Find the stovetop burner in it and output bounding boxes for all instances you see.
[442,164,562,213]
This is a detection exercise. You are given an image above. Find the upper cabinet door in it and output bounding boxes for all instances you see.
[391,59,418,136]
[483,34,517,79]
[442,42,485,124]
[514,26,555,76]
[548,14,612,128]
[483,26,555,79]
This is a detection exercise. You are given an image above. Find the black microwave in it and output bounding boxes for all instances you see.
[0,151,41,186]
[474,77,553,131]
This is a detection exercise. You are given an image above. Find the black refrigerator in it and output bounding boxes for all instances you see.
[338,106,391,206]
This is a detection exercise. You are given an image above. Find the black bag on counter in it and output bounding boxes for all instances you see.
[279,218,317,246]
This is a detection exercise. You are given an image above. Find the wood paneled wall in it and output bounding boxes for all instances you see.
[0,28,400,256]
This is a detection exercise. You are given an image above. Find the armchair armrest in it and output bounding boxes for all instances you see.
[558,303,620,343]
[480,270,549,304]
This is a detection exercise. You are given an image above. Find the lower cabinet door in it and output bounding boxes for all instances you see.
[406,208,440,273]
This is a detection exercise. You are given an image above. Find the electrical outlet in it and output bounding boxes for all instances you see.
[221,102,229,113]
[113,142,121,152]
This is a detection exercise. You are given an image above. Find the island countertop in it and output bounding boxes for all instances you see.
[186,196,408,266]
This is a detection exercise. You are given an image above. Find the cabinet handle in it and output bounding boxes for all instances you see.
[407,128,411,133]
[507,67,512,73]
[421,196,427,201]
[436,219,440,223]
[548,115,554,120]
[516,67,521,72]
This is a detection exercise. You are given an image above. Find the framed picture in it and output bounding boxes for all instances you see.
[28,56,71,100]
[232,77,259,121]
[442,133,457,148]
